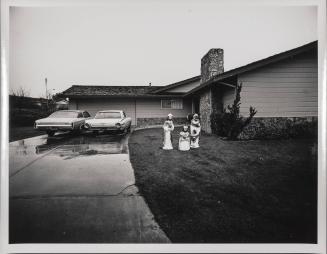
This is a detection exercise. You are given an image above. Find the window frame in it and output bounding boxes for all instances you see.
[161,99,183,110]
[83,111,91,118]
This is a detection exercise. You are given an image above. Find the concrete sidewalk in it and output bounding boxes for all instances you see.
[10,133,170,243]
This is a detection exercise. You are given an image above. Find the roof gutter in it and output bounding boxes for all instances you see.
[62,94,186,99]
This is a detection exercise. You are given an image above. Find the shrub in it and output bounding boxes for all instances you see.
[238,117,318,140]
[210,83,257,140]
[10,108,49,127]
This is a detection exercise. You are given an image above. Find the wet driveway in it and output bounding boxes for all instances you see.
[9,132,170,243]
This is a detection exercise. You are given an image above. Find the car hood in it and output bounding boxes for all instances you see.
[86,118,122,125]
[36,117,80,123]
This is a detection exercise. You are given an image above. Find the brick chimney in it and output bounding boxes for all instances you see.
[200,48,224,84]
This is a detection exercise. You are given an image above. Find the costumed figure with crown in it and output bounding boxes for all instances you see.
[162,113,174,150]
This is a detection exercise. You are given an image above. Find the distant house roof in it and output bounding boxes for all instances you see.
[55,99,69,105]
[9,95,49,104]
[184,41,317,96]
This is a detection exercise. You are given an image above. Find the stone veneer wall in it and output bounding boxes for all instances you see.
[199,48,224,133]
[137,117,188,127]
[199,88,212,133]
[238,116,318,140]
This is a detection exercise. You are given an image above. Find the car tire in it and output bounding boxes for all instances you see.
[80,124,86,131]
[47,130,55,137]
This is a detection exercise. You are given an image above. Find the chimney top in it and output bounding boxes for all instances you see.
[200,48,224,84]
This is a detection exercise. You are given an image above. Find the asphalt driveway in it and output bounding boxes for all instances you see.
[9,132,170,243]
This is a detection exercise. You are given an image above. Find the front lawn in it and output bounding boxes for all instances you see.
[129,127,317,243]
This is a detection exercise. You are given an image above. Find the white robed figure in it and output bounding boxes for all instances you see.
[190,114,201,149]
[162,113,174,150]
[178,125,190,151]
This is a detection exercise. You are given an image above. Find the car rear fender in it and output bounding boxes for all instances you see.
[72,119,85,129]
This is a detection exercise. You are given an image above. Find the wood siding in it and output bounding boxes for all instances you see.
[165,80,200,93]
[68,97,192,125]
[135,98,192,118]
[238,50,317,117]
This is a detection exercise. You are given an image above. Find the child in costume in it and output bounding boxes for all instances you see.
[190,113,201,148]
[178,125,190,151]
[162,120,174,150]
[166,113,174,130]
[166,113,174,143]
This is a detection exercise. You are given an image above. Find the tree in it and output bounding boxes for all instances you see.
[210,82,257,140]
[10,87,30,97]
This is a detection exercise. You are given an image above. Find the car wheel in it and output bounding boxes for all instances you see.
[80,124,86,131]
[46,130,55,137]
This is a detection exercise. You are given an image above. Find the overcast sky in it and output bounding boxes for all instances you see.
[10,2,317,98]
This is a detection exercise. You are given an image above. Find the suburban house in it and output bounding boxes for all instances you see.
[61,77,201,127]
[61,41,317,137]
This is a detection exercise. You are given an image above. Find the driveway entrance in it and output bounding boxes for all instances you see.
[9,133,170,243]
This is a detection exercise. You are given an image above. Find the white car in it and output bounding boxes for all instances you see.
[84,110,132,134]
[34,110,91,137]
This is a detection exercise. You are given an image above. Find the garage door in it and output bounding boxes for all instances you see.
[74,98,136,125]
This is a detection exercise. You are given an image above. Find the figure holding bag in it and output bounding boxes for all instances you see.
[190,113,201,149]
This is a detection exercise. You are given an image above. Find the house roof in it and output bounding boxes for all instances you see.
[150,75,201,94]
[61,41,317,99]
[61,85,165,98]
[184,41,317,96]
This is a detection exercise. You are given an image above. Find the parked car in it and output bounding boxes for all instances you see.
[34,110,91,137]
[83,110,132,134]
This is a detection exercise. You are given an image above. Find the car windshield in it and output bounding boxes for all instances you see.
[95,112,121,119]
[49,111,79,118]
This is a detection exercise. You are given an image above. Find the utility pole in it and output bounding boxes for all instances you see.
[45,78,49,108]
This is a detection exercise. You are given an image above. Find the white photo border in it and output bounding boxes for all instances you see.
[1,0,326,253]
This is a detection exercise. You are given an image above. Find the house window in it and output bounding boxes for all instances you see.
[161,99,183,109]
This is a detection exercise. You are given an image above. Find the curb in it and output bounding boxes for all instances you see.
[132,124,184,132]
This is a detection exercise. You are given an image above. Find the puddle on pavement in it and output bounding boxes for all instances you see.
[51,143,127,159]
[10,133,129,176]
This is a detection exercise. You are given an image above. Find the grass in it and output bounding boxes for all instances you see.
[10,126,43,142]
[129,127,317,243]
